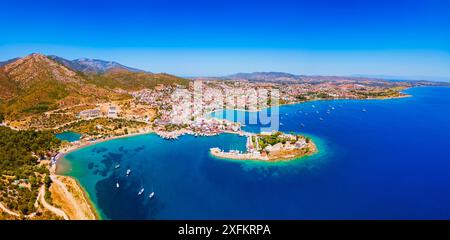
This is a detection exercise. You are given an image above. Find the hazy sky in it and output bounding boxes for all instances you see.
[1,0,450,80]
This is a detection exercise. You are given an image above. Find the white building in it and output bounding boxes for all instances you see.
[108,106,118,118]
[79,109,101,119]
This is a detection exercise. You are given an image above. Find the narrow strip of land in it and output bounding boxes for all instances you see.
[38,185,69,220]
[50,175,96,220]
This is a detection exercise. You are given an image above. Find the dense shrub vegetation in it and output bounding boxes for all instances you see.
[0,126,61,214]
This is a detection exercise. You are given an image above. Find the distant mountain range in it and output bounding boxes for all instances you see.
[351,74,450,83]
[227,72,299,81]
[0,53,189,120]
[221,71,450,85]
[0,58,20,67]
[1,55,144,74]
[48,55,145,74]
[220,71,385,83]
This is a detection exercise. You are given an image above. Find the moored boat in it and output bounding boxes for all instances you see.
[138,188,144,196]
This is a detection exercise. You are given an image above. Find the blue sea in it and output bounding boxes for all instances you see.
[59,87,450,219]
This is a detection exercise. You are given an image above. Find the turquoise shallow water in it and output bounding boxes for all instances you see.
[56,131,82,142]
[61,87,450,219]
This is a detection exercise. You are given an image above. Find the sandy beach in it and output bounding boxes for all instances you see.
[49,175,98,220]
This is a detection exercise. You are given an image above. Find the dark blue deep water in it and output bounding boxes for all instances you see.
[61,87,450,219]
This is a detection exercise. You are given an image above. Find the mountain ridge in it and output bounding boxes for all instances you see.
[48,55,145,74]
[222,71,450,85]
[228,72,299,79]
[0,53,126,119]
[0,53,190,120]
[0,58,20,67]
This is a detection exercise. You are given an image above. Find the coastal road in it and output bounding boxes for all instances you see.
[1,182,79,220]
[0,201,37,219]
[0,202,20,217]
[38,185,69,220]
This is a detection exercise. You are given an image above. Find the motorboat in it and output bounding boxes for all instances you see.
[138,188,144,196]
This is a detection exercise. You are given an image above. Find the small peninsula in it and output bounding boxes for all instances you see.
[211,131,317,161]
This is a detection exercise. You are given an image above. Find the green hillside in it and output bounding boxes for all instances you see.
[86,68,190,91]
[0,54,127,120]
[0,54,190,122]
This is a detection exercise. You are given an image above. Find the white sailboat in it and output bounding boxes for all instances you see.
[138,188,144,196]
[126,169,131,176]
[149,185,155,199]
[116,180,120,188]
